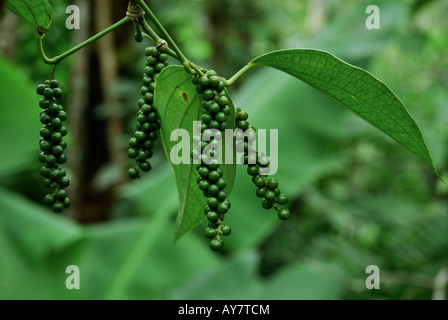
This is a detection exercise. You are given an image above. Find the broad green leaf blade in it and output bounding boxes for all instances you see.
[0,55,41,174]
[0,187,84,263]
[250,49,439,177]
[154,66,236,242]
[6,0,53,37]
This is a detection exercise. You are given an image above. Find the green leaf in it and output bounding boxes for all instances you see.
[250,49,439,177]
[0,187,85,263]
[154,66,236,242]
[6,0,53,37]
[0,55,41,175]
[169,250,263,299]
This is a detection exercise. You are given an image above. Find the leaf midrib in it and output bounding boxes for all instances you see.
[161,71,203,237]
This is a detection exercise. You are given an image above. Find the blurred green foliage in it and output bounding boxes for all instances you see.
[0,0,447,300]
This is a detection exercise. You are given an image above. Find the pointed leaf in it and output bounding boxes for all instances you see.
[154,66,236,242]
[250,49,439,177]
[6,0,53,37]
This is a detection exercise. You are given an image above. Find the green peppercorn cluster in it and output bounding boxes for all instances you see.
[36,80,71,213]
[235,107,290,220]
[127,47,168,179]
[192,70,233,251]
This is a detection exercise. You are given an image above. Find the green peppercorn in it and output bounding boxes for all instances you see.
[39,152,47,163]
[217,191,226,201]
[51,132,62,143]
[262,199,273,210]
[134,131,147,141]
[217,202,229,214]
[278,208,290,220]
[209,103,220,114]
[36,84,47,95]
[59,176,70,188]
[45,154,57,166]
[148,132,158,141]
[256,188,266,198]
[63,197,71,208]
[208,184,220,196]
[155,62,166,72]
[208,170,220,182]
[203,89,215,101]
[43,178,53,188]
[148,112,158,122]
[207,211,219,222]
[145,47,158,57]
[216,178,227,190]
[143,140,154,149]
[128,168,139,179]
[40,113,52,124]
[56,189,67,201]
[277,194,288,205]
[198,180,210,191]
[129,138,139,148]
[207,197,219,209]
[39,99,51,109]
[208,160,220,171]
[247,165,259,176]
[43,88,54,99]
[52,146,64,156]
[209,120,220,129]
[159,53,168,62]
[147,56,158,66]
[221,225,231,236]
[253,176,265,188]
[128,148,138,159]
[40,166,50,178]
[267,178,279,190]
[57,154,67,164]
[49,80,59,88]
[51,117,62,128]
[210,239,223,251]
[217,96,229,107]
[39,140,52,151]
[140,162,151,172]
[144,66,155,77]
[44,194,56,205]
[198,76,209,88]
[237,120,249,131]
[52,202,64,213]
[60,126,68,136]
[204,228,217,239]
[53,88,63,99]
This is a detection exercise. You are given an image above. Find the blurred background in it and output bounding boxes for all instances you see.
[0,0,447,299]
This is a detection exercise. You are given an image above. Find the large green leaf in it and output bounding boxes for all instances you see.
[0,55,41,175]
[6,0,52,37]
[249,49,439,177]
[0,187,84,263]
[169,250,343,300]
[154,66,236,242]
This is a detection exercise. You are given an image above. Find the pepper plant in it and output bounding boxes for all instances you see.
[5,0,440,252]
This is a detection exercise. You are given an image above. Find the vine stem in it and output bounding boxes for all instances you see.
[221,64,255,86]
[37,16,132,65]
[133,20,143,42]
[138,19,178,59]
[133,0,195,74]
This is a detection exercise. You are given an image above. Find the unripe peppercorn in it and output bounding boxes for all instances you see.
[210,239,223,251]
